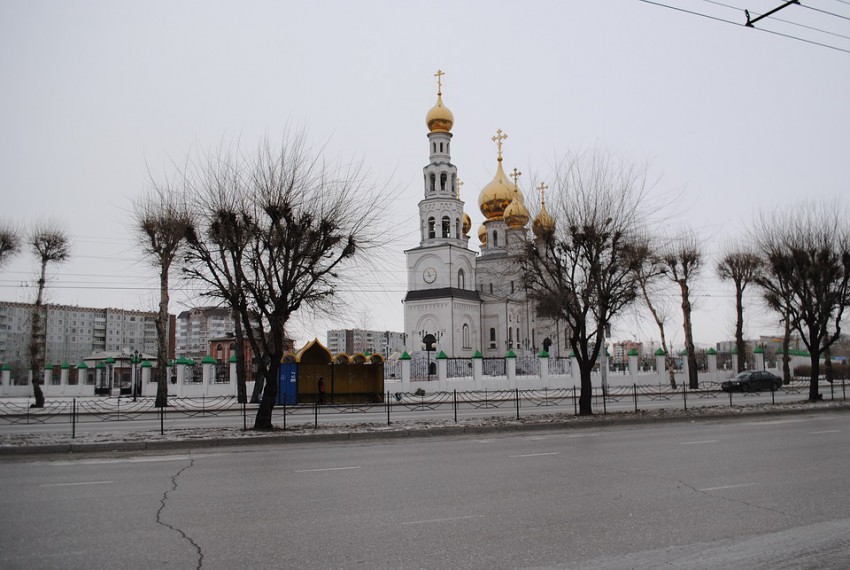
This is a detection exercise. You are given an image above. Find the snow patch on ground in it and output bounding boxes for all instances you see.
[1,400,848,449]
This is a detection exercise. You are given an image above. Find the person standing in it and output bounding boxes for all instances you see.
[317,377,326,405]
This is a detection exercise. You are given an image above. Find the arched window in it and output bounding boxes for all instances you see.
[440,172,447,192]
[457,269,465,289]
[442,216,450,238]
[508,327,513,348]
[452,173,456,194]
[432,143,436,153]
[532,330,536,350]
[511,281,515,294]
[439,142,444,153]
[430,173,436,192]
[489,328,497,349]
[517,328,521,349]
[462,324,470,349]
[492,231,499,247]
[489,283,493,293]
[216,343,223,359]
[428,217,436,239]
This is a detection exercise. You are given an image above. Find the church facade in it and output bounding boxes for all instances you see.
[403,71,558,359]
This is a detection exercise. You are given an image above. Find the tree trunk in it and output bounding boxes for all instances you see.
[679,281,699,389]
[233,309,247,404]
[640,280,676,389]
[253,366,279,429]
[809,352,821,402]
[782,312,791,383]
[155,266,169,408]
[734,284,746,373]
[250,373,264,403]
[29,260,48,408]
[578,363,593,415]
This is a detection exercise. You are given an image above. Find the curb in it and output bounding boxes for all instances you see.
[2,402,849,457]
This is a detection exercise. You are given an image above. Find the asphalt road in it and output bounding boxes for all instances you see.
[1,411,849,569]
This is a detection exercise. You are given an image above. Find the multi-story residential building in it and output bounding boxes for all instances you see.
[326,329,406,356]
[176,307,234,360]
[611,340,643,366]
[0,301,164,373]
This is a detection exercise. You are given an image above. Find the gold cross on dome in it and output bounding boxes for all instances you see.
[491,129,508,161]
[538,182,549,205]
[434,69,445,95]
[510,168,522,188]
[457,178,464,199]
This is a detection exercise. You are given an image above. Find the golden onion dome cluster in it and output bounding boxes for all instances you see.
[477,159,515,220]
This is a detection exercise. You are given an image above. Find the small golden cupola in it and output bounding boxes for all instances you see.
[477,223,487,246]
[478,129,515,220]
[503,167,530,229]
[462,212,472,235]
[426,69,454,133]
[532,182,556,238]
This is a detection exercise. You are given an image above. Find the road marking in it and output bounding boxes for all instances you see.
[680,440,718,445]
[49,455,198,466]
[402,515,483,526]
[295,466,362,473]
[527,436,548,441]
[810,430,841,434]
[509,452,560,458]
[741,419,805,426]
[698,483,757,492]
[40,481,114,487]
[566,433,601,438]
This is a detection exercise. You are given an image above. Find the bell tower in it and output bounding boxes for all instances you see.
[403,70,480,358]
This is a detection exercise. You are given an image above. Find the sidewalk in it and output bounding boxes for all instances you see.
[2,400,849,456]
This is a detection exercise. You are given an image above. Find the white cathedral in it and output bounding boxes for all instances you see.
[403,71,559,359]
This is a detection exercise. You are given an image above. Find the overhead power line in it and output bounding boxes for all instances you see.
[700,0,850,41]
[638,0,850,55]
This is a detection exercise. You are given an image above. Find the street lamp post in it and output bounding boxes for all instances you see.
[132,349,140,401]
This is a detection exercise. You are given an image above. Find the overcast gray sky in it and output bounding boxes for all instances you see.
[1,1,848,349]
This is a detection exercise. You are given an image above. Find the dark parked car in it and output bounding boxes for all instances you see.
[721,370,782,392]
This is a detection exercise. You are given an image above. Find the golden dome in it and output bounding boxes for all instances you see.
[532,203,555,238]
[462,212,472,235]
[532,183,556,238]
[504,198,530,229]
[478,160,515,220]
[426,94,454,133]
[478,223,487,246]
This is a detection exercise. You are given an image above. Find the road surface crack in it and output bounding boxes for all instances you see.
[677,479,796,519]
[156,458,203,569]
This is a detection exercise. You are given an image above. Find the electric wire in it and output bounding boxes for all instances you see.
[699,0,850,40]
[801,3,850,21]
[637,0,850,54]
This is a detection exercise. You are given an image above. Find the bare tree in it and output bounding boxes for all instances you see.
[182,134,388,429]
[521,151,651,415]
[135,184,191,407]
[658,232,701,389]
[633,238,677,388]
[28,222,70,407]
[0,222,21,267]
[753,202,850,401]
[716,247,763,373]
